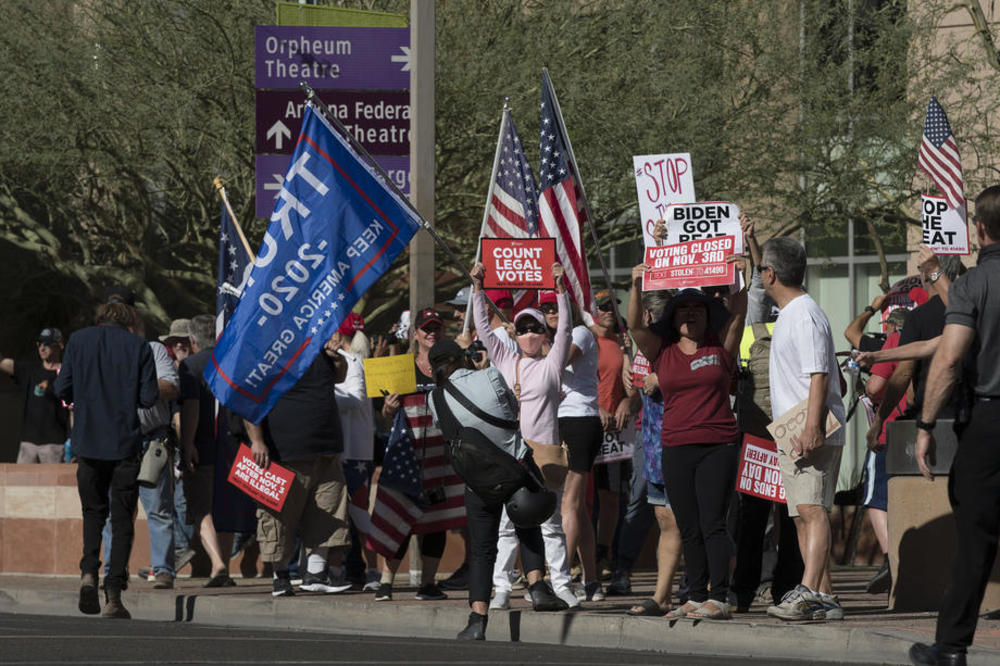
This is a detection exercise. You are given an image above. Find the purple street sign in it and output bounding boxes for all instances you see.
[256,89,409,156]
[255,153,410,219]
[255,26,409,90]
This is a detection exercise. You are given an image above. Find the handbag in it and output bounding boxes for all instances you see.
[513,358,569,490]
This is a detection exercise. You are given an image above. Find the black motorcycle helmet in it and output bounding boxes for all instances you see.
[505,485,557,528]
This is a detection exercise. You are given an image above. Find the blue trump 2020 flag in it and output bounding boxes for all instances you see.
[205,102,421,423]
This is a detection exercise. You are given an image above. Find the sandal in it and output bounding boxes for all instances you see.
[665,600,702,619]
[687,599,732,620]
[626,598,671,617]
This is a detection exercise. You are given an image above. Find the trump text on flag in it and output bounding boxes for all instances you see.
[642,236,736,291]
[921,194,969,255]
[481,238,556,290]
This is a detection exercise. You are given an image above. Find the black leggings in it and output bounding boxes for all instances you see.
[393,531,447,560]
[465,487,546,605]
[662,442,738,603]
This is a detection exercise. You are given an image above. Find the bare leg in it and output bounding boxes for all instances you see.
[794,505,832,593]
[562,470,597,582]
[652,506,682,606]
[199,514,231,577]
[867,508,889,554]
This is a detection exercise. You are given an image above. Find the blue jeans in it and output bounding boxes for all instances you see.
[103,441,176,577]
[173,474,194,552]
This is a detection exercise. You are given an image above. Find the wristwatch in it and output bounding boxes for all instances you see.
[916,419,936,432]
[926,271,942,284]
[864,305,875,314]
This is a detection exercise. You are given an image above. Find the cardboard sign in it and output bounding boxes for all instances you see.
[632,153,696,247]
[480,238,557,290]
[631,351,652,389]
[921,194,969,254]
[594,427,634,465]
[663,201,743,253]
[363,353,417,398]
[227,443,295,512]
[735,434,786,503]
[766,397,842,461]
[642,235,736,290]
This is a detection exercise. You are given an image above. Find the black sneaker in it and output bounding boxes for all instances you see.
[439,562,469,591]
[605,575,632,596]
[272,571,295,598]
[415,583,448,600]
[866,561,891,594]
[529,580,568,612]
[374,582,393,602]
[456,611,487,640]
[300,571,352,594]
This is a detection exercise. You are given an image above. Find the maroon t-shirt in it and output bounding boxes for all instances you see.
[655,339,738,447]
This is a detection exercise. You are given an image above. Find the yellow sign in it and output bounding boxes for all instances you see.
[363,354,417,398]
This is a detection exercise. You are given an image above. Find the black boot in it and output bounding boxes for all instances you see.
[908,642,966,666]
[102,586,131,619]
[529,580,568,612]
[456,611,487,640]
[79,573,100,615]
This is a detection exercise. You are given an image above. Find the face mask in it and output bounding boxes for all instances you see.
[517,332,545,356]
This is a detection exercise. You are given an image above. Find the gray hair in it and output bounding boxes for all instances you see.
[761,237,806,287]
[188,314,216,350]
[641,289,673,321]
[937,254,962,281]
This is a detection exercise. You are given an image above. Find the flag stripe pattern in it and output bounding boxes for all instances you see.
[918,96,964,210]
[365,409,424,558]
[402,394,467,534]
[538,77,593,316]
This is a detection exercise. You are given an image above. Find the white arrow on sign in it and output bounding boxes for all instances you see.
[263,173,284,196]
[266,120,291,150]
[391,46,411,72]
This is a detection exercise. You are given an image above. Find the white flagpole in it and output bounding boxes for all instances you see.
[463,102,511,334]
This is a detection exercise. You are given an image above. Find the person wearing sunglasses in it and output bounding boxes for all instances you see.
[469,260,575,610]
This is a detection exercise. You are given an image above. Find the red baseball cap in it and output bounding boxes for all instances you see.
[414,307,444,330]
[338,312,365,337]
[538,290,558,306]
[484,289,514,308]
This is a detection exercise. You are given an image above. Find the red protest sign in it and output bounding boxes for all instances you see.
[642,235,736,290]
[631,351,651,389]
[227,443,295,512]
[481,238,556,290]
[735,434,785,503]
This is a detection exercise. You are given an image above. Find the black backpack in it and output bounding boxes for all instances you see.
[431,381,530,506]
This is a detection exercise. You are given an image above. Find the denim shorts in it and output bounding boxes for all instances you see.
[646,480,670,508]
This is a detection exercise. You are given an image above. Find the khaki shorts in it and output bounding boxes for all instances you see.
[182,464,214,525]
[256,454,351,564]
[777,444,843,517]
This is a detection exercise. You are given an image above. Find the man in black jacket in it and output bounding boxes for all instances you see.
[55,300,158,619]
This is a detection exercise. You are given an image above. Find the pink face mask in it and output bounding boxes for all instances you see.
[517,331,545,357]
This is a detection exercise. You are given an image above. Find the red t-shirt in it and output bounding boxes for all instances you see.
[596,335,626,413]
[871,331,906,445]
[656,339,738,447]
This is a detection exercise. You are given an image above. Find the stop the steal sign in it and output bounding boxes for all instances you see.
[481,238,557,289]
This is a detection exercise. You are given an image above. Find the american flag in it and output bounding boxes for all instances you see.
[216,203,252,333]
[918,97,964,210]
[366,410,424,558]
[538,72,593,316]
[486,109,539,311]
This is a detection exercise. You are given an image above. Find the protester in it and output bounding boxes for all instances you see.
[470,260,572,610]
[159,318,191,364]
[909,186,1000,666]
[628,268,747,620]
[1,327,70,464]
[179,314,233,586]
[55,300,157,619]
[245,335,353,597]
[375,307,465,602]
[759,237,845,622]
[161,318,196,574]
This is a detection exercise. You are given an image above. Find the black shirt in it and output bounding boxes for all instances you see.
[857,334,887,353]
[14,358,68,444]
[54,324,158,460]
[946,243,1000,397]
[899,295,956,418]
[179,349,218,466]
[264,353,343,462]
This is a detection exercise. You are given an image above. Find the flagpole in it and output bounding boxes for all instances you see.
[213,177,254,261]
[541,68,630,350]
[301,83,510,324]
[462,102,510,333]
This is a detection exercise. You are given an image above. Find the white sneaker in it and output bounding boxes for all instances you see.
[576,581,604,602]
[490,589,511,610]
[362,570,380,592]
[555,586,580,608]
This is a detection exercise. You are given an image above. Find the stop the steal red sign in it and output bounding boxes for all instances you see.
[481,238,557,290]
[642,235,736,290]
[227,443,295,512]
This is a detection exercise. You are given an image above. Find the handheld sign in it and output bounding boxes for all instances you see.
[227,444,295,512]
[921,194,969,254]
[735,434,786,503]
[632,153,696,247]
[631,351,652,389]
[766,397,842,461]
[594,428,634,465]
[480,238,556,290]
[642,235,737,290]
[663,202,743,253]
[363,353,417,398]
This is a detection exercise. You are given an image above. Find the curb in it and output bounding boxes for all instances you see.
[3,585,998,666]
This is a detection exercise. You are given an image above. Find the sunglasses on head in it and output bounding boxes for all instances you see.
[515,321,546,335]
[539,303,558,314]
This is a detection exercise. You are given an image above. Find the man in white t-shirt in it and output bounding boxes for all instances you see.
[761,237,845,622]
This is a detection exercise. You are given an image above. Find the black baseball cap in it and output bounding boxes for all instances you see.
[37,327,63,344]
[428,339,464,368]
[103,284,136,306]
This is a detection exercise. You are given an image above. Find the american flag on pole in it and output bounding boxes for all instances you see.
[486,110,540,311]
[366,410,424,558]
[538,73,593,316]
[216,202,252,333]
[918,97,964,210]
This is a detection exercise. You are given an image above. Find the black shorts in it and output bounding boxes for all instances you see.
[559,416,603,473]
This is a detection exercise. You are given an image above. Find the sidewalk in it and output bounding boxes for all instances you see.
[3,567,998,665]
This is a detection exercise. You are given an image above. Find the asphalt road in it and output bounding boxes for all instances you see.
[0,612,882,665]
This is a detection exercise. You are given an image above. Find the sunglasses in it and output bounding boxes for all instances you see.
[539,303,558,314]
[597,302,615,312]
[515,321,546,336]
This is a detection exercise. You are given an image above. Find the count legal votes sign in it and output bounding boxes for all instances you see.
[481,238,557,290]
